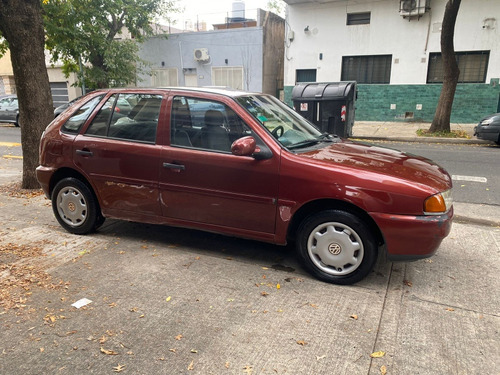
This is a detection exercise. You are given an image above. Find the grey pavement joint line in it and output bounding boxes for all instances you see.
[406,294,500,318]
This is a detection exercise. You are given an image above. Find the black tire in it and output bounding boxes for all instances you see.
[15,115,20,127]
[296,210,377,285]
[51,177,99,234]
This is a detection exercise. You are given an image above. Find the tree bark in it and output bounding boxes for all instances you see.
[429,0,461,133]
[0,0,54,189]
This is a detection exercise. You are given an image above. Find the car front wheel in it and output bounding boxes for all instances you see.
[52,177,99,234]
[296,210,377,285]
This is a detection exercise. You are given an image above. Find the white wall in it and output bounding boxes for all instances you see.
[284,0,500,85]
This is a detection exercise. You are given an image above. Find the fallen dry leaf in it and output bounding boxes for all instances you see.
[350,314,358,320]
[101,347,119,355]
[446,307,455,312]
[380,365,387,375]
[175,334,183,341]
[370,351,386,358]
[296,340,307,346]
[261,291,269,297]
[113,364,125,372]
[188,360,194,370]
[403,280,413,287]
[225,362,230,369]
[316,355,326,360]
[166,296,172,302]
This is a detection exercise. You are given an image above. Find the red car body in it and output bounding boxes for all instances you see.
[37,88,453,284]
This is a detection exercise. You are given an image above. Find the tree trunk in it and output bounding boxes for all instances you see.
[429,0,461,133]
[0,0,54,189]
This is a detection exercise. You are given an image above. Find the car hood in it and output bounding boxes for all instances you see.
[478,113,500,123]
[300,139,452,192]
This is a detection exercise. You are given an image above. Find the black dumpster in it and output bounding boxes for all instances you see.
[292,81,356,138]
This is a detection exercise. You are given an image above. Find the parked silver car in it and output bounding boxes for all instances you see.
[474,113,500,145]
[0,94,19,127]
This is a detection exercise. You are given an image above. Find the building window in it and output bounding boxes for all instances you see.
[152,68,178,86]
[212,67,244,90]
[347,12,371,25]
[427,51,489,83]
[341,55,392,84]
[296,69,317,83]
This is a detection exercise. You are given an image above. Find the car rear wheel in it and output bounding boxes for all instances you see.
[15,115,20,127]
[52,177,99,234]
[296,210,377,285]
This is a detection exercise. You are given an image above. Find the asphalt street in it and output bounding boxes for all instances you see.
[0,121,499,374]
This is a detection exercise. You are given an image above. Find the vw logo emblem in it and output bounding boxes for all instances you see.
[328,243,342,255]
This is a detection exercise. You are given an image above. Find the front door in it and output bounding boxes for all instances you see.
[159,95,280,237]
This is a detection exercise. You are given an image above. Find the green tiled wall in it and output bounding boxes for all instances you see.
[284,81,500,123]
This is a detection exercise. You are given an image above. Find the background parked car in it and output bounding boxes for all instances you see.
[0,94,19,127]
[474,113,500,145]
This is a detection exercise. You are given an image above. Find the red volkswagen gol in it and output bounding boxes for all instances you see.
[37,88,453,285]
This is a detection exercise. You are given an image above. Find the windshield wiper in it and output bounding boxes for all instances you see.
[287,139,322,150]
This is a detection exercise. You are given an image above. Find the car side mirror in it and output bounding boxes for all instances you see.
[231,136,272,160]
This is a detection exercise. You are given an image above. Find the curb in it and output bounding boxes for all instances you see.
[351,136,496,145]
[454,215,500,228]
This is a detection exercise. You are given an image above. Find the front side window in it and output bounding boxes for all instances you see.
[237,95,330,150]
[170,96,252,153]
[341,55,392,84]
[85,93,162,143]
[62,95,103,134]
[427,51,489,83]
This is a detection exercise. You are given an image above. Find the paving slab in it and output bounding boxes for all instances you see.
[1,190,499,375]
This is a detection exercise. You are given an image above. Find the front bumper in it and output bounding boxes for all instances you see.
[371,207,453,261]
[474,125,500,142]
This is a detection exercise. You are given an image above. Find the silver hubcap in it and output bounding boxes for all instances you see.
[307,222,364,276]
[56,186,87,227]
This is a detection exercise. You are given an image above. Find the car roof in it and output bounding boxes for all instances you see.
[92,87,262,99]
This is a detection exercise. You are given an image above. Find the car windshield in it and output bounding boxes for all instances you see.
[236,95,333,149]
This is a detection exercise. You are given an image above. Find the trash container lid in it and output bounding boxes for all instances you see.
[292,81,356,101]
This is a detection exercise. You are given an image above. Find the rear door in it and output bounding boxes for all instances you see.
[159,94,280,238]
[73,92,165,219]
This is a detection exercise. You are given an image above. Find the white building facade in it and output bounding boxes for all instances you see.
[283,0,500,122]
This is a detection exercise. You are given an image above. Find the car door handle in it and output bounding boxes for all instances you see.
[163,162,185,171]
[76,149,93,157]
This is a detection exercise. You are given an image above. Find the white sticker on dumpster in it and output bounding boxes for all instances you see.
[300,103,308,111]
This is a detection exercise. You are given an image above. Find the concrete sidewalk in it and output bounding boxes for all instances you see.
[352,121,494,145]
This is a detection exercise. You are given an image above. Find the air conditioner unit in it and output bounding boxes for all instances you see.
[194,48,209,62]
[400,0,430,17]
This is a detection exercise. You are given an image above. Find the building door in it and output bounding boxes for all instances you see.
[184,73,197,87]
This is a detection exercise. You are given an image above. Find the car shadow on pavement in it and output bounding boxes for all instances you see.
[92,218,392,288]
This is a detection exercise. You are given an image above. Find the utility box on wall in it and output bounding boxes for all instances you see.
[292,81,357,138]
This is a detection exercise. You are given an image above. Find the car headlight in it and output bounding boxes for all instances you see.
[424,189,453,215]
[480,118,494,125]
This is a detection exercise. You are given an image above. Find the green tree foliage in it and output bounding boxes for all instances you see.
[266,0,286,17]
[43,0,178,89]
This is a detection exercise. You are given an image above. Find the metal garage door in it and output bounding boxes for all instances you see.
[50,82,69,108]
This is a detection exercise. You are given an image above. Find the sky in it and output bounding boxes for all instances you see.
[170,0,274,31]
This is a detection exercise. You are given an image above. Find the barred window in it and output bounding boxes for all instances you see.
[152,68,178,87]
[296,69,317,83]
[341,55,392,84]
[212,66,244,90]
[347,12,371,25]
[427,51,489,83]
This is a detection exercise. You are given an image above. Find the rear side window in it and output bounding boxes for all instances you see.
[85,93,162,143]
[62,95,103,134]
